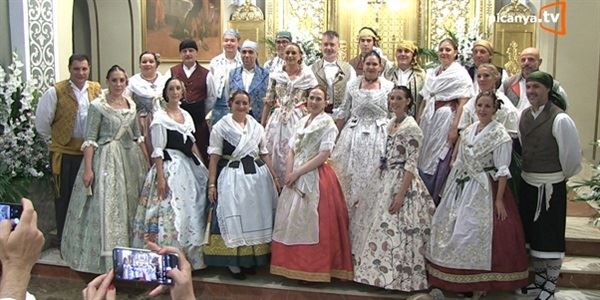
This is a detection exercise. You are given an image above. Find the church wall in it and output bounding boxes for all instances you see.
[537,0,600,162]
[0,0,11,68]
[88,0,139,82]
[55,0,74,81]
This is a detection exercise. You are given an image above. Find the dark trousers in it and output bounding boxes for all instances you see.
[518,179,567,254]
[53,153,83,240]
[181,100,209,163]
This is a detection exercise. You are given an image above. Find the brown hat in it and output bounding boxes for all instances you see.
[473,40,493,55]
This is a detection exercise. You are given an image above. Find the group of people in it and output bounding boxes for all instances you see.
[32,26,582,300]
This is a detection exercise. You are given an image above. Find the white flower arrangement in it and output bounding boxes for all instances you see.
[0,53,49,202]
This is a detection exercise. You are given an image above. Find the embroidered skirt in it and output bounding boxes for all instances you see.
[427,184,529,292]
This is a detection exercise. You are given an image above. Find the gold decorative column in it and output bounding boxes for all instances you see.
[424,0,494,49]
[493,0,536,76]
[335,0,420,61]
[229,0,267,63]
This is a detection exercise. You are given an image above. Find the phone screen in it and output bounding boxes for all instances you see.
[113,247,178,285]
[0,203,22,230]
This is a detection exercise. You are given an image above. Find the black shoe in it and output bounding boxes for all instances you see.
[229,270,246,280]
[241,267,256,275]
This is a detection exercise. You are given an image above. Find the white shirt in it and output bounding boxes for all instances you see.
[242,67,255,92]
[264,56,285,73]
[183,63,197,78]
[35,80,91,139]
[210,52,242,99]
[394,68,413,86]
[322,60,356,103]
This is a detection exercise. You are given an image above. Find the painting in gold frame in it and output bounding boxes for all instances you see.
[142,0,223,62]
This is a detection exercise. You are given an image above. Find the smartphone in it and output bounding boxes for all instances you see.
[0,202,22,230]
[113,247,178,285]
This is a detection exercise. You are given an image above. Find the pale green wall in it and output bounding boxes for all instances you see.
[90,0,139,82]
[0,0,12,68]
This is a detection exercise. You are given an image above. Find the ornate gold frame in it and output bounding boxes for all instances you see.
[141,0,226,62]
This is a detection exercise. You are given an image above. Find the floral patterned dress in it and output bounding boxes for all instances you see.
[331,76,393,223]
[264,67,317,181]
[61,92,148,274]
[352,116,435,291]
[131,109,208,270]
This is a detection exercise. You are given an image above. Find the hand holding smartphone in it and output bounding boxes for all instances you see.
[0,202,23,230]
[113,247,178,285]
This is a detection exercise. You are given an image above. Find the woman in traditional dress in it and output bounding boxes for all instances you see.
[262,43,318,181]
[427,92,529,298]
[459,63,522,202]
[353,86,435,291]
[127,51,168,158]
[122,258,134,280]
[61,65,148,274]
[204,90,280,280]
[271,86,353,282]
[383,40,426,119]
[418,38,473,203]
[459,63,519,137]
[132,77,208,270]
[331,50,393,236]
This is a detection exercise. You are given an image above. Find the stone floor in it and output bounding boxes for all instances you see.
[30,245,600,300]
[24,163,600,299]
[24,272,600,300]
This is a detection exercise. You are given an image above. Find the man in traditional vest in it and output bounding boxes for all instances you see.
[34,54,101,244]
[310,30,355,114]
[228,40,269,121]
[502,47,567,114]
[467,39,508,94]
[517,71,582,300]
[167,39,216,163]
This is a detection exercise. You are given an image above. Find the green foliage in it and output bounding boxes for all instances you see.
[417,47,439,69]
[0,176,30,203]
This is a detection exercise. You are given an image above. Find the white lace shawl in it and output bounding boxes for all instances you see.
[420,61,474,121]
[149,109,196,158]
[208,114,266,159]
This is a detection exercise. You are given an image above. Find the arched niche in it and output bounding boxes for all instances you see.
[73,0,142,82]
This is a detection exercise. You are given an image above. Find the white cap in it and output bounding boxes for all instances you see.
[241,39,258,51]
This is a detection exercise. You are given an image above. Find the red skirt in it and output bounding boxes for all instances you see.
[428,182,529,292]
[271,164,354,282]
